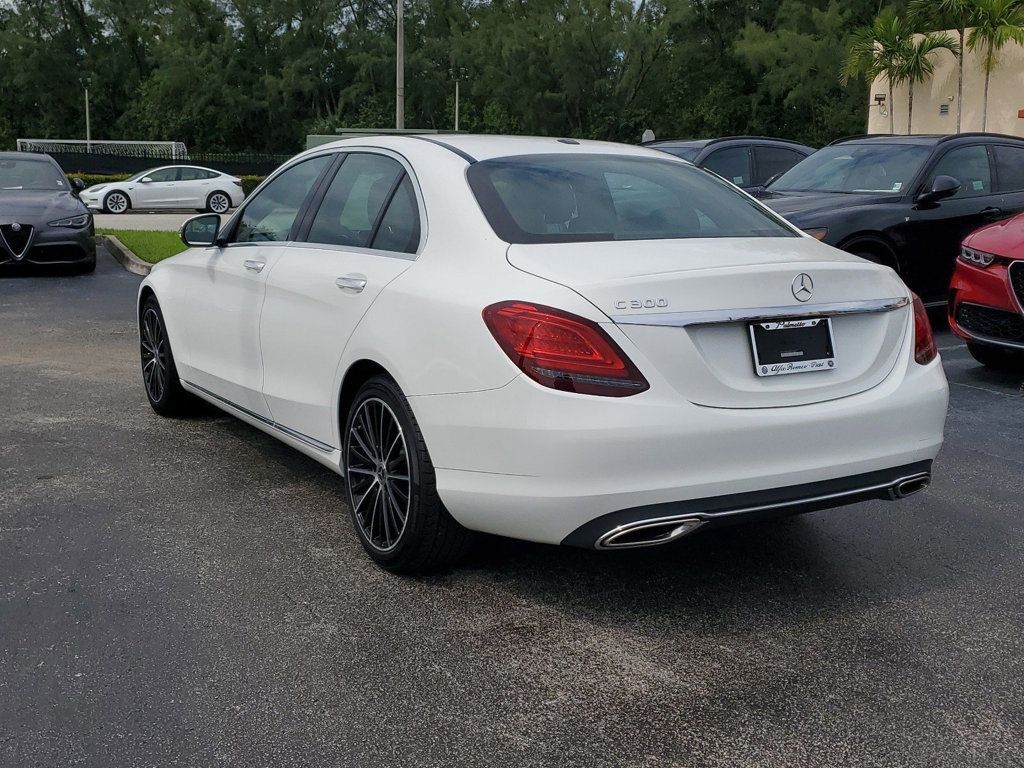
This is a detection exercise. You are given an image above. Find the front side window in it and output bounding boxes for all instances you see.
[754,146,806,185]
[770,144,931,194]
[306,154,404,248]
[233,154,333,243]
[928,145,992,198]
[994,145,1024,192]
[467,154,796,244]
[147,168,178,182]
[0,158,67,190]
[703,147,751,187]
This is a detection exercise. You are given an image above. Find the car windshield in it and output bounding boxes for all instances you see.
[467,153,796,244]
[0,158,67,190]
[769,144,931,194]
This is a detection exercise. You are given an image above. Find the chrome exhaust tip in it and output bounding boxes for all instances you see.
[596,517,705,550]
[890,474,931,499]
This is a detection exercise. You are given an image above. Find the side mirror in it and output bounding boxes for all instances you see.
[916,175,960,205]
[72,178,86,191]
[139,176,153,184]
[180,214,222,247]
[764,171,784,188]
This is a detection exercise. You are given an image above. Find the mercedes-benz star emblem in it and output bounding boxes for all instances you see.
[11,222,21,232]
[791,273,814,302]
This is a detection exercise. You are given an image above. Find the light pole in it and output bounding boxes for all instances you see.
[454,79,459,132]
[85,86,91,151]
[395,0,404,129]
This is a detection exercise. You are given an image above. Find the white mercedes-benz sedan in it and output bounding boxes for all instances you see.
[137,135,948,572]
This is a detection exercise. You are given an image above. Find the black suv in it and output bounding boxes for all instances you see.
[761,134,1024,303]
[642,136,814,191]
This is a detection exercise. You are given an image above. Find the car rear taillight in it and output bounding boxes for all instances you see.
[482,301,649,397]
[912,294,937,365]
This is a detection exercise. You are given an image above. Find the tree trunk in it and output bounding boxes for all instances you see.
[908,82,914,135]
[982,47,992,132]
[956,29,964,132]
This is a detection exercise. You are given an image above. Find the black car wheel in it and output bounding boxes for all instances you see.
[140,296,193,416]
[104,191,130,214]
[206,192,231,214]
[967,342,1024,372]
[343,375,473,573]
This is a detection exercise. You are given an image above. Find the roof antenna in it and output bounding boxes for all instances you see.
[641,129,655,143]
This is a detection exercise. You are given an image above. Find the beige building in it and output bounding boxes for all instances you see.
[867,31,1024,136]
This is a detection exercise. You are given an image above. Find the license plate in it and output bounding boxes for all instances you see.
[749,317,836,377]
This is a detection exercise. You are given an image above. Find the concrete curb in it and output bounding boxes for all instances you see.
[97,235,152,276]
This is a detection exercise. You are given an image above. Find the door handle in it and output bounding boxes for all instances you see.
[336,275,367,292]
[981,206,1003,220]
[244,259,266,273]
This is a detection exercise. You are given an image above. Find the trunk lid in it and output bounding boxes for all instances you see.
[507,238,910,408]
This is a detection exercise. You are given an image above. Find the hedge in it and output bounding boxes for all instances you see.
[68,173,265,196]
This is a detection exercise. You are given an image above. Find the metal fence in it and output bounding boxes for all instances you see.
[19,142,292,177]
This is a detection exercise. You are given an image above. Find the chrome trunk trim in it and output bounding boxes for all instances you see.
[611,295,910,328]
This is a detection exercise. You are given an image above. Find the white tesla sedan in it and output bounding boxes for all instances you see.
[81,165,244,214]
[136,135,948,572]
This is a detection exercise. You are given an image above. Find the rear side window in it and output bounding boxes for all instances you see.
[233,154,333,243]
[754,146,806,186]
[179,167,213,181]
[371,176,420,254]
[929,145,992,198]
[994,145,1024,191]
[467,154,796,244]
[702,146,751,187]
[306,154,404,248]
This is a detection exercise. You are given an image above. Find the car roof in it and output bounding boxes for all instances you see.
[0,151,58,163]
[829,133,1024,147]
[309,134,669,163]
[645,136,812,151]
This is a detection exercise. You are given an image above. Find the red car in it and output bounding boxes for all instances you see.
[948,213,1024,370]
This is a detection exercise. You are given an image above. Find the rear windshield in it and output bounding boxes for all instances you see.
[467,154,796,244]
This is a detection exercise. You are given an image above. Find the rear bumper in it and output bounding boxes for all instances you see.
[410,350,948,545]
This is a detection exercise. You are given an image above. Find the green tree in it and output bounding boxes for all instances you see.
[842,9,914,134]
[909,0,978,131]
[900,32,959,133]
[968,0,1024,131]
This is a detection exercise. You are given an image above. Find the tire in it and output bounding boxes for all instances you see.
[103,190,131,214]
[343,375,473,573]
[850,244,898,273]
[206,191,231,214]
[139,296,193,416]
[967,342,1024,372]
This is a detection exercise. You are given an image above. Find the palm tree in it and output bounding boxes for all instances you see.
[842,10,914,134]
[909,0,977,132]
[900,32,960,133]
[968,0,1024,131]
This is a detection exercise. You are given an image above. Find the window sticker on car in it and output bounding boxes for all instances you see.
[893,182,902,191]
[733,176,744,184]
[973,180,984,191]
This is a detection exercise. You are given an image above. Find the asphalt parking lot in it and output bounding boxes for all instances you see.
[2,249,1023,767]
[93,211,217,231]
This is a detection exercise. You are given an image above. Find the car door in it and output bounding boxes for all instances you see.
[176,167,212,207]
[176,153,335,418]
[992,143,1024,219]
[259,151,421,447]
[895,143,1005,300]
[134,167,180,208]
[701,145,753,189]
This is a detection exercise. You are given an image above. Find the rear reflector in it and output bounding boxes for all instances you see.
[482,301,649,397]
[912,294,937,365]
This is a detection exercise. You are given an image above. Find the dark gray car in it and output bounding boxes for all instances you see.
[0,152,96,273]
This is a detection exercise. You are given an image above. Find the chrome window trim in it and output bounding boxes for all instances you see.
[611,295,910,327]
[297,146,428,258]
